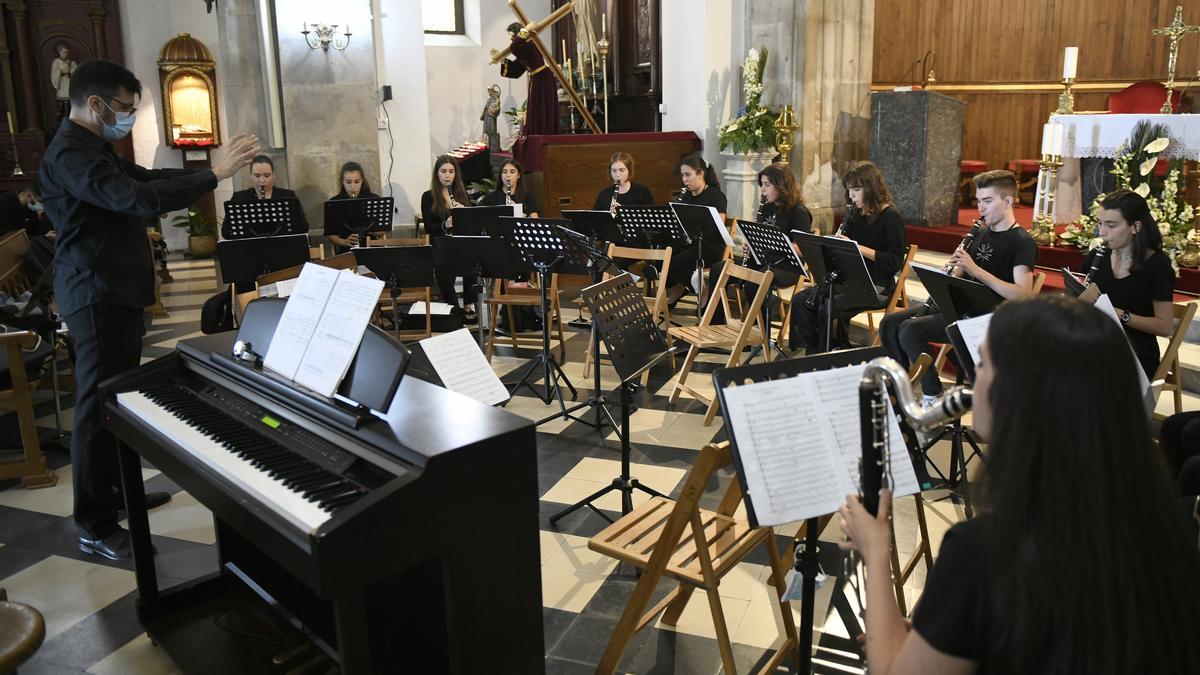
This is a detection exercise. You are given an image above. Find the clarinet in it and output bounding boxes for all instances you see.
[837,199,854,236]
[609,180,621,215]
[504,187,515,207]
[256,185,266,199]
[446,191,463,233]
[944,218,984,273]
[744,193,768,265]
[1083,244,1108,285]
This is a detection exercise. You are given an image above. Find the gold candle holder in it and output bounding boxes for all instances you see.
[773,105,799,165]
[1031,154,1064,246]
[1054,78,1075,115]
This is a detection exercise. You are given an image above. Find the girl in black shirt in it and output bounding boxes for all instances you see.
[420,155,476,317]
[839,295,1200,675]
[1080,188,1175,378]
[483,158,539,217]
[789,161,906,352]
[592,151,655,212]
[324,161,381,253]
[664,153,727,304]
[705,162,811,323]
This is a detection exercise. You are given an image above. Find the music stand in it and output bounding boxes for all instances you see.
[222,199,306,239]
[737,219,807,360]
[323,197,394,246]
[496,216,588,426]
[713,346,891,672]
[217,234,311,287]
[549,273,674,524]
[792,231,878,352]
[910,262,996,518]
[561,209,622,244]
[616,205,689,250]
[450,205,516,236]
[671,203,735,315]
[433,234,520,345]
[354,245,436,339]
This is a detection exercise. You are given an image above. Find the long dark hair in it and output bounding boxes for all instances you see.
[982,295,1200,673]
[429,155,469,221]
[757,163,803,212]
[842,161,892,218]
[680,153,720,192]
[1099,188,1162,273]
[335,161,373,198]
[497,158,528,201]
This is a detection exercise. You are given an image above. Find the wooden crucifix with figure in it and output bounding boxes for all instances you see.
[489,0,601,135]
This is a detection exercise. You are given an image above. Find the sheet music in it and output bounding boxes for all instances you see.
[420,328,510,406]
[293,271,385,397]
[952,313,992,371]
[702,205,734,246]
[512,203,524,218]
[722,364,918,526]
[409,301,454,316]
[1094,294,1153,401]
[264,264,340,382]
[272,278,297,298]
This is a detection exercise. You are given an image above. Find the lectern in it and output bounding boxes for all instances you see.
[869,91,965,227]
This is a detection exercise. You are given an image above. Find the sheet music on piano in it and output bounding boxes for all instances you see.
[721,364,919,526]
[263,263,385,397]
[419,328,510,406]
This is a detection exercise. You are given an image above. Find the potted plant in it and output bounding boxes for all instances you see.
[171,208,216,258]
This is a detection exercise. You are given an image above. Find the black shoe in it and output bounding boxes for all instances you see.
[145,491,172,510]
[79,529,133,561]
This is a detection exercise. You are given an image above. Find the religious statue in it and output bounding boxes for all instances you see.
[480,84,502,151]
[49,44,77,125]
[492,22,558,136]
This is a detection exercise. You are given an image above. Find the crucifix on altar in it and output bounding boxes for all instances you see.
[489,0,602,135]
[1153,5,1200,114]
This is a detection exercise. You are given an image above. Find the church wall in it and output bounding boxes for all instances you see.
[873,0,1200,175]
[421,0,550,163]
[373,0,432,223]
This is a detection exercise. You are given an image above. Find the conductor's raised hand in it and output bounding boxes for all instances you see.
[836,489,893,566]
[212,134,260,181]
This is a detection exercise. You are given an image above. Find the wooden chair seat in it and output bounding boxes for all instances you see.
[486,275,567,362]
[669,322,763,348]
[1153,301,1198,418]
[862,244,918,346]
[0,590,44,672]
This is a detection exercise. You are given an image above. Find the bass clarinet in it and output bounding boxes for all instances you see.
[1083,243,1108,285]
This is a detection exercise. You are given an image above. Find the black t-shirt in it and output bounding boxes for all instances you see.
[324,191,381,253]
[759,201,813,236]
[842,205,907,290]
[911,518,991,667]
[966,224,1037,285]
[1081,248,1175,376]
[592,182,655,210]
[483,188,539,216]
[678,185,729,261]
[420,188,470,237]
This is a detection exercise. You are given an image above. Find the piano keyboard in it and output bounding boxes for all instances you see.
[117,383,369,534]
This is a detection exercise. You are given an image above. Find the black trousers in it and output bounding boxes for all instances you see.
[705,259,801,325]
[434,268,478,310]
[879,302,951,396]
[788,286,888,353]
[64,303,146,538]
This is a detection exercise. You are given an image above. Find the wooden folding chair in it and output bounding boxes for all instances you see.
[485,273,566,362]
[864,244,919,345]
[888,353,935,615]
[1153,301,1198,417]
[932,270,1046,376]
[588,441,798,674]
[582,244,676,383]
[668,263,773,426]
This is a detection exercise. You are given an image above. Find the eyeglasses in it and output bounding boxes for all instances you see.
[102,95,138,115]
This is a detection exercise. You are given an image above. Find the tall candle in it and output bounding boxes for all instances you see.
[602,12,606,38]
[1041,123,1054,155]
[6,112,13,135]
[1062,46,1078,79]
[1052,123,1066,156]
[562,39,567,61]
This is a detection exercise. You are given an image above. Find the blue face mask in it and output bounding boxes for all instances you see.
[98,99,135,140]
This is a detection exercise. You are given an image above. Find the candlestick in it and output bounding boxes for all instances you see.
[602,12,606,38]
[1062,46,1078,79]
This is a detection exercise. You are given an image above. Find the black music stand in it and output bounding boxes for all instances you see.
[911,263,996,518]
[433,234,518,345]
[672,203,734,315]
[713,346,892,672]
[354,245,436,339]
[496,217,588,425]
[323,197,394,246]
[737,219,807,361]
[616,205,689,250]
[561,209,622,244]
[550,273,674,524]
[217,234,311,287]
[792,231,877,352]
[450,205,515,236]
[222,199,307,239]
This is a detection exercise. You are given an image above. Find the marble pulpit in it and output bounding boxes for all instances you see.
[868,91,966,226]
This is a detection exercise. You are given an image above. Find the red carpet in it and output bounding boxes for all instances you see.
[907,207,1200,296]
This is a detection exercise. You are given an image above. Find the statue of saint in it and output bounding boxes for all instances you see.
[49,44,77,125]
[480,84,502,151]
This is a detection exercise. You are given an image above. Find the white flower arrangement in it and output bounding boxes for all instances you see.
[717,47,778,155]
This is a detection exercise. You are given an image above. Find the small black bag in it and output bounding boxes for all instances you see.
[200,287,234,334]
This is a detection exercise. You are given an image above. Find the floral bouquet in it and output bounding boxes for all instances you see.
[717,48,779,155]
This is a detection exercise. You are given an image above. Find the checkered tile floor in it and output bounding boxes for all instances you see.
[0,256,975,674]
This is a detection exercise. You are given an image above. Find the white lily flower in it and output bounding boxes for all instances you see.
[1144,137,1170,154]
[1139,158,1157,176]
[1134,182,1151,198]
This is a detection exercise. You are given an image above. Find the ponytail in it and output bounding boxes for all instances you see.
[680,153,720,191]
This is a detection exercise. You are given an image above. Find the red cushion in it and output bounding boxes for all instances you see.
[1108,81,1183,114]
[1007,159,1040,174]
[960,160,987,174]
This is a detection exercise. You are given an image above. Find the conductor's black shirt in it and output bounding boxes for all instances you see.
[39,120,217,316]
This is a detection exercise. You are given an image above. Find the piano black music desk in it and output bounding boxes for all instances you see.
[102,327,543,673]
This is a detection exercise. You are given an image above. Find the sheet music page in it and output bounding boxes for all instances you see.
[703,205,734,246]
[420,328,510,406]
[1094,294,1152,397]
[512,203,524,218]
[274,278,297,298]
[409,301,454,316]
[292,271,386,397]
[952,313,992,372]
[722,365,919,526]
[263,263,340,381]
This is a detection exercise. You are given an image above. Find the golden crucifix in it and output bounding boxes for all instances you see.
[489,0,602,134]
[1153,5,1200,113]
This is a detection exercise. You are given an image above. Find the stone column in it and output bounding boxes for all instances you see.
[7,1,40,132]
[88,3,109,60]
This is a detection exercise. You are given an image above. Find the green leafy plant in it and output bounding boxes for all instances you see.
[468,178,496,205]
[717,48,779,155]
[170,208,213,237]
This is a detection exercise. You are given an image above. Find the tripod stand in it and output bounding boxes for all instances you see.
[550,273,673,524]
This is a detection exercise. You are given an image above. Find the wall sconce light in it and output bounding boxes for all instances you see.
[301,22,351,52]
